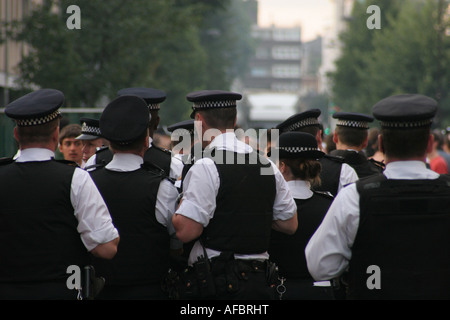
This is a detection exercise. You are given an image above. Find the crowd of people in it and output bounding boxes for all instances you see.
[1,87,449,300]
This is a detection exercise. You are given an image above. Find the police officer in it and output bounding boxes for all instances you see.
[85,87,183,182]
[268,132,334,300]
[329,111,384,178]
[172,90,298,300]
[305,94,450,299]
[76,117,108,168]
[89,95,179,299]
[276,109,358,196]
[0,89,119,299]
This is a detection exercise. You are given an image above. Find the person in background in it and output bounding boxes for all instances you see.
[329,112,384,178]
[59,123,83,167]
[75,117,108,168]
[268,131,334,300]
[428,129,449,174]
[276,109,358,196]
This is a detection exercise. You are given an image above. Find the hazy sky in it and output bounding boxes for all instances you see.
[257,0,334,41]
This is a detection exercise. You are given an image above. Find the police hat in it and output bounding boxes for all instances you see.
[117,87,166,111]
[76,117,101,140]
[100,95,150,145]
[167,119,195,137]
[372,94,438,129]
[186,90,242,119]
[333,112,374,129]
[270,131,324,159]
[5,89,64,126]
[276,109,321,134]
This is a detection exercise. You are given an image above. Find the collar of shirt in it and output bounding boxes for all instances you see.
[287,180,313,199]
[204,132,253,154]
[384,160,439,180]
[15,148,55,162]
[105,153,143,172]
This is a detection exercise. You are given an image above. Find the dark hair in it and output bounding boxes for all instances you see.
[281,158,322,187]
[295,125,320,139]
[59,123,81,144]
[197,107,237,130]
[109,129,148,153]
[16,118,60,145]
[335,126,368,148]
[381,127,430,159]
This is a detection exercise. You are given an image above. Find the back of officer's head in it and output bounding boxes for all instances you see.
[372,94,438,160]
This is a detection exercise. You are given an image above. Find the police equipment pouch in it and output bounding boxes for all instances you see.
[82,265,105,300]
[193,254,216,298]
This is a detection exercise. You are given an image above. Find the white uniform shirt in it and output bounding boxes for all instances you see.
[305,160,440,281]
[105,153,179,235]
[176,132,297,265]
[84,138,184,181]
[337,163,359,193]
[15,148,119,252]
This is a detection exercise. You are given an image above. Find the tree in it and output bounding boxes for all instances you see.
[10,0,254,124]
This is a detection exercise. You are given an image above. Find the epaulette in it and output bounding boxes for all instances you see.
[142,160,176,185]
[0,157,14,165]
[312,190,334,200]
[368,158,386,169]
[54,159,80,167]
[152,144,172,156]
[95,146,110,154]
[323,154,345,163]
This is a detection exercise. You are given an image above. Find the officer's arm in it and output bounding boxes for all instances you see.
[272,212,298,235]
[172,213,203,243]
[90,237,120,260]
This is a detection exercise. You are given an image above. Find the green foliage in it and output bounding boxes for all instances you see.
[10,0,254,124]
[329,0,450,126]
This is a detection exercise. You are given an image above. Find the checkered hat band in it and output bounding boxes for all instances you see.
[286,117,319,131]
[81,124,101,136]
[148,104,160,110]
[171,129,194,137]
[277,146,321,153]
[380,119,433,128]
[15,110,61,127]
[337,119,369,129]
[192,100,236,110]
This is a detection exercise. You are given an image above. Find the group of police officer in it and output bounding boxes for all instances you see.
[1,86,448,300]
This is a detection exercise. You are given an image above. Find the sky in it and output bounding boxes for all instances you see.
[257,0,334,42]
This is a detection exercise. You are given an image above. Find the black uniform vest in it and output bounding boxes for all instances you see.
[269,191,333,279]
[0,160,90,283]
[348,174,450,299]
[199,149,277,254]
[314,154,344,196]
[329,149,384,178]
[90,165,170,285]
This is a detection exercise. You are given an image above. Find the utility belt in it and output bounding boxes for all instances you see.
[164,251,282,300]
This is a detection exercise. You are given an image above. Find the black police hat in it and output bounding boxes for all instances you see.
[117,87,166,111]
[186,90,242,119]
[333,112,374,129]
[167,119,195,136]
[270,131,324,159]
[276,109,321,134]
[372,94,438,129]
[76,117,101,140]
[5,88,64,126]
[100,95,150,145]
